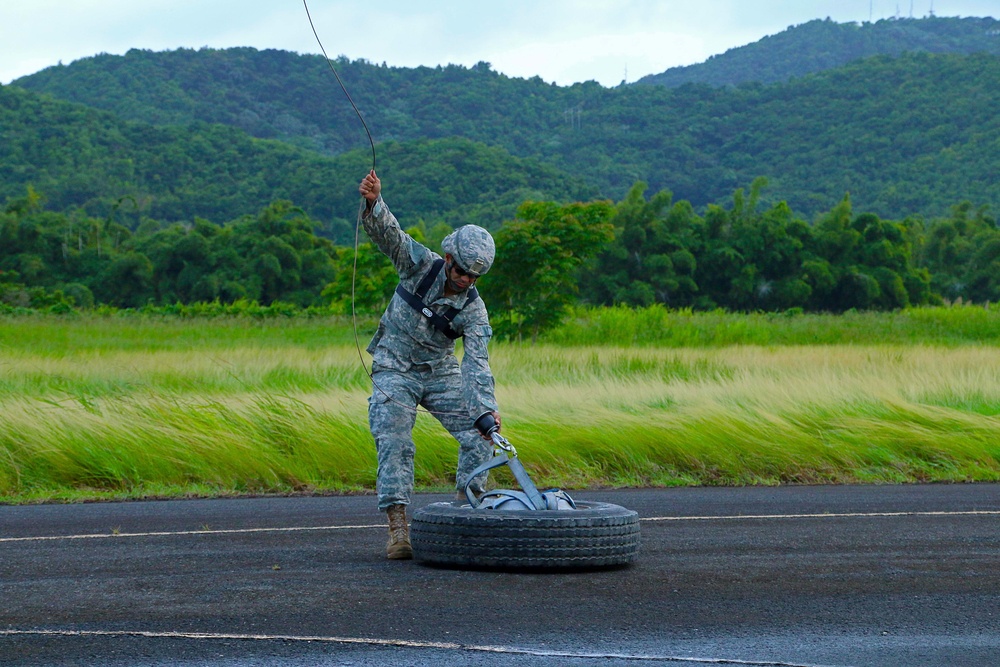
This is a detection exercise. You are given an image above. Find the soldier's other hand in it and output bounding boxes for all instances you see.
[481,411,501,440]
[359,170,381,202]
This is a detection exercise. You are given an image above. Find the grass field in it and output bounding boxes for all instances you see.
[2,307,999,503]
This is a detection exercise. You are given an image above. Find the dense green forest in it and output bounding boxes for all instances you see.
[0,84,595,242]
[10,16,1000,221]
[3,16,1000,325]
[637,16,1000,87]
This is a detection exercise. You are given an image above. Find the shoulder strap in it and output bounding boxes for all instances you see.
[413,258,444,300]
[394,260,480,340]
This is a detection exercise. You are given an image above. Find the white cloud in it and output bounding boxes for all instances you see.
[2,0,997,85]
[491,30,708,86]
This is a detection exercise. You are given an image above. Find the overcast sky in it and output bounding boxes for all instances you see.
[2,1,997,87]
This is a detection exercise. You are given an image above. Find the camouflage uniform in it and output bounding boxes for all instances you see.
[361,196,497,511]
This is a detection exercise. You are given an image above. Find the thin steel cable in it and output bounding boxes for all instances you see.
[302,0,471,422]
[301,0,376,387]
[302,0,375,172]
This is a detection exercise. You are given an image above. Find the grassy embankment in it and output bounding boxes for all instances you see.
[1,306,999,503]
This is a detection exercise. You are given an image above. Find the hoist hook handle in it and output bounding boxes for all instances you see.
[476,412,515,454]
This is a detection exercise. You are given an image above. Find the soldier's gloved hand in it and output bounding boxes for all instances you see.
[475,411,501,441]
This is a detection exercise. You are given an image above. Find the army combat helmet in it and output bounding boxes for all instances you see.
[441,225,495,276]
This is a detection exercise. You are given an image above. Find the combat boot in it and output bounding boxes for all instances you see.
[385,504,412,560]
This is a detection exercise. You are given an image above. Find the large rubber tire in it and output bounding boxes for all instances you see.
[410,500,640,569]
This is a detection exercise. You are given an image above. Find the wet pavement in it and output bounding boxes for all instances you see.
[2,484,999,666]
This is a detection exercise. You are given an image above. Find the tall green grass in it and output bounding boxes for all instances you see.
[547,304,1000,346]
[2,308,999,503]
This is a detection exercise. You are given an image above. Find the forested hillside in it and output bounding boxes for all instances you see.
[637,16,1000,87]
[4,16,1000,318]
[0,84,596,240]
[11,30,1000,221]
[13,51,562,158]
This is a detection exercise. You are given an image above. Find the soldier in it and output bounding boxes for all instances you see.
[358,170,500,560]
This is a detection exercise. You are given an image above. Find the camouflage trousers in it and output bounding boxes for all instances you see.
[368,364,492,511]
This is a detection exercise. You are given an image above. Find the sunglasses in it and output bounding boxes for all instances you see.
[451,262,479,279]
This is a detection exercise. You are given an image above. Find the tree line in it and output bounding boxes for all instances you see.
[4,182,997,341]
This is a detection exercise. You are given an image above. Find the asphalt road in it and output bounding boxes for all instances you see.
[2,484,998,666]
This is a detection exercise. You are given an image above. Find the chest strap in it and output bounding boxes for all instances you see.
[394,258,479,340]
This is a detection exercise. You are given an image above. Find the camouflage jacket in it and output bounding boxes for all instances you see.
[360,196,498,419]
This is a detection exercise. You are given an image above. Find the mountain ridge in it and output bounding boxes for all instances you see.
[636,15,1000,87]
[5,16,1000,224]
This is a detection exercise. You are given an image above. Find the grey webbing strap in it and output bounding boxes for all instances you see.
[505,456,547,510]
[462,452,547,510]
[476,489,537,510]
[463,453,514,507]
